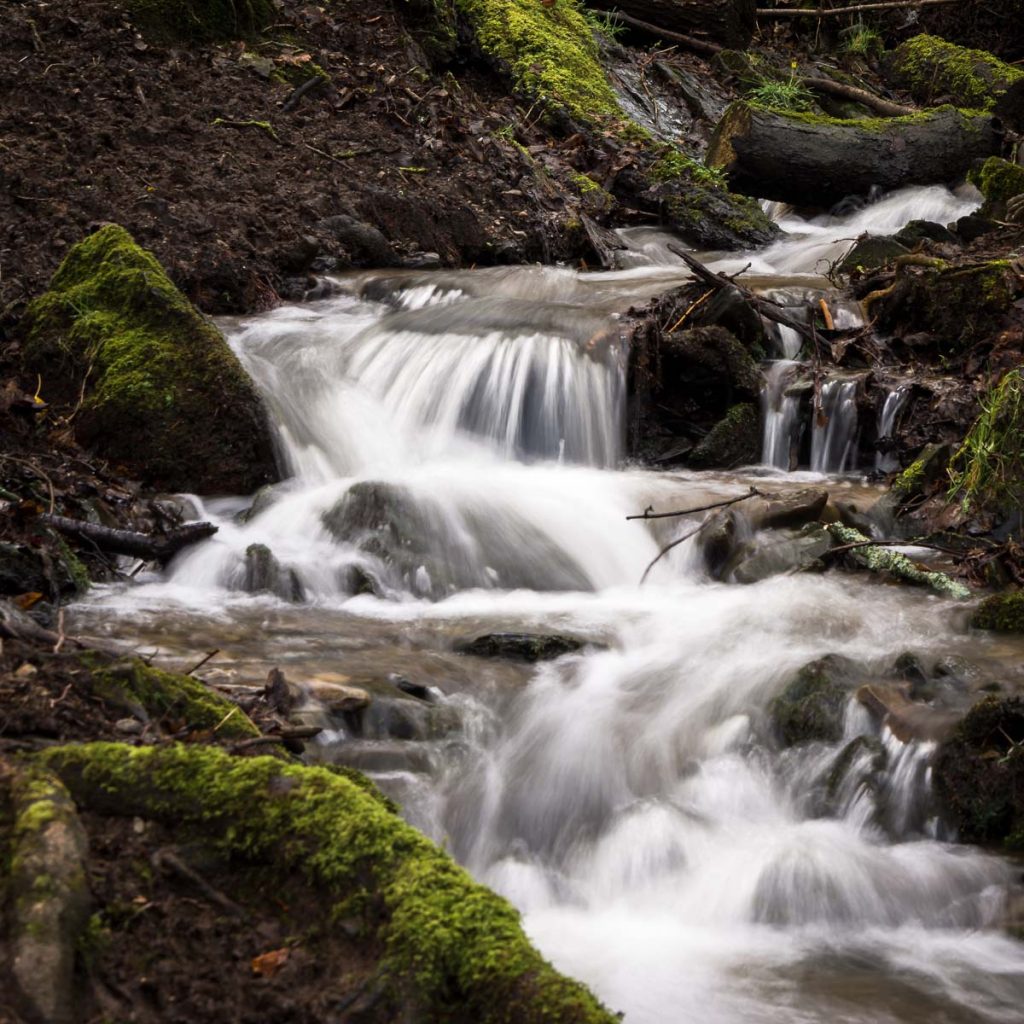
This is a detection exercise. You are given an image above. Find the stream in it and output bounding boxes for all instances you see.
[69,185,1024,1023]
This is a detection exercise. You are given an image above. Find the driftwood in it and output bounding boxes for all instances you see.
[40,514,217,563]
[707,101,1000,207]
[593,0,755,49]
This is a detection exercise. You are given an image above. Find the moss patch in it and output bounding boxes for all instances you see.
[887,34,1024,110]
[90,659,260,739]
[454,0,621,125]
[971,590,1024,632]
[125,0,275,43]
[770,655,855,747]
[689,403,760,469]
[969,157,1024,203]
[40,743,619,1023]
[21,224,276,494]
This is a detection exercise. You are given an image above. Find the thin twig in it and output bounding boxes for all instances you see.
[627,487,759,521]
[757,0,959,17]
[186,648,220,676]
[640,523,705,584]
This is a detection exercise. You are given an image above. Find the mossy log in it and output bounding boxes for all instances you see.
[885,34,1024,130]
[591,0,756,49]
[706,102,1000,207]
[38,743,619,1024]
[21,225,277,494]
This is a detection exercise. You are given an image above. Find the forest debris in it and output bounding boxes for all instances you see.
[40,514,217,564]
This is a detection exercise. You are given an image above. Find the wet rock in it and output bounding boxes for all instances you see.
[324,740,436,774]
[0,539,84,599]
[243,543,304,602]
[933,696,1024,849]
[664,326,762,400]
[971,590,1024,632]
[868,443,951,532]
[747,488,829,531]
[770,654,858,747]
[953,212,998,242]
[316,213,396,266]
[359,696,459,741]
[855,682,961,742]
[838,235,909,275]
[698,508,740,580]
[731,524,833,584]
[892,219,958,248]
[455,632,585,662]
[9,768,91,1024]
[692,284,769,349]
[304,680,371,714]
[688,403,760,469]
[390,675,433,702]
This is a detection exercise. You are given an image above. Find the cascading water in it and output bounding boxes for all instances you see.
[876,385,911,472]
[810,378,859,474]
[760,360,802,470]
[69,184,1024,1023]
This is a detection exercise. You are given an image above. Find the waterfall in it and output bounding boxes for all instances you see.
[875,384,910,472]
[810,379,859,473]
[760,361,802,469]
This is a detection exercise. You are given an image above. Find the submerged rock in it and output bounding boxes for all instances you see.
[20,225,277,494]
[730,524,833,584]
[455,632,586,662]
[770,654,858,747]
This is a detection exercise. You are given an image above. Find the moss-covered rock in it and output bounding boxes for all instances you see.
[454,0,621,126]
[688,402,760,469]
[838,235,909,275]
[397,0,459,66]
[90,658,260,739]
[968,156,1024,217]
[885,34,1024,117]
[39,742,620,1023]
[125,0,275,43]
[659,181,780,251]
[22,224,277,494]
[770,655,857,747]
[971,590,1024,632]
[933,696,1024,849]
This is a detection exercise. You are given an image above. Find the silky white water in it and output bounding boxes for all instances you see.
[70,185,1024,1023]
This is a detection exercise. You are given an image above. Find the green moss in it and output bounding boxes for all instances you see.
[649,149,727,189]
[892,456,926,499]
[755,102,981,132]
[125,0,274,42]
[888,34,1024,110]
[968,156,1024,204]
[971,590,1024,632]
[949,368,1024,514]
[688,403,760,469]
[54,536,90,595]
[91,659,260,739]
[770,656,853,747]
[22,224,274,493]
[454,0,621,125]
[40,743,618,1023]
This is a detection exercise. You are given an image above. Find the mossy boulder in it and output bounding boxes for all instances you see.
[454,0,621,126]
[885,34,1024,127]
[38,742,620,1023]
[933,696,1024,849]
[21,225,277,494]
[971,590,1024,632]
[90,658,260,739]
[688,402,760,469]
[659,181,780,251]
[838,235,909,275]
[770,655,857,747]
[125,0,275,43]
[968,156,1024,217]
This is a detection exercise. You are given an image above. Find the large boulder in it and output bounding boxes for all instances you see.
[21,225,277,494]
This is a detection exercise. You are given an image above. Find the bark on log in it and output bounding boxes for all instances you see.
[706,102,1001,207]
[40,514,217,563]
[885,35,1024,131]
[592,0,756,49]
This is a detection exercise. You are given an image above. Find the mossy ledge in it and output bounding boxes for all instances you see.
[454,0,622,126]
[21,224,277,494]
[39,743,620,1024]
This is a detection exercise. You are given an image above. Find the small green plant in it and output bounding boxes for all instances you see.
[650,149,727,189]
[748,72,816,112]
[840,21,884,59]
[581,7,626,42]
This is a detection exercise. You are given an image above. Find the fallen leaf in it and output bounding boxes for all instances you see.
[252,948,290,978]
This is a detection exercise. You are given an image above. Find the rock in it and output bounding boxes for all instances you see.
[455,632,585,662]
[9,768,91,1024]
[20,225,277,494]
[390,675,434,702]
[324,740,436,774]
[855,682,961,742]
[838,235,910,275]
[304,679,371,713]
[243,543,304,602]
[360,697,459,741]
[933,696,1024,849]
[698,509,740,580]
[0,539,87,600]
[316,214,396,266]
[688,403,760,469]
[868,442,951,531]
[892,219,958,248]
[770,654,858,747]
[971,590,1024,632]
[746,488,829,531]
[692,284,769,349]
[954,212,998,242]
[731,524,833,584]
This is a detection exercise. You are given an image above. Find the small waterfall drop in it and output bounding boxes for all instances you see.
[875,384,911,472]
[810,378,859,474]
[760,361,802,469]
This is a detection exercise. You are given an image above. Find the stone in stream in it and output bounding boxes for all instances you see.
[971,590,1024,632]
[455,632,586,662]
[837,235,910,275]
[730,524,833,584]
[688,403,760,469]
[892,219,958,248]
[745,488,829,531]
[243,543,305,602]
[855,682,961,743]
[769,654,859,747]
[933,695,1024,850]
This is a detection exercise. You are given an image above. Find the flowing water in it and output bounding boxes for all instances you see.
[69,185,1024,1022]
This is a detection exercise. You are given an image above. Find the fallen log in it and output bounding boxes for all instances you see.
[40,514,217,563]
[885,34,1024,130]
[706,101,1000,207]
[590,0,756,49]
